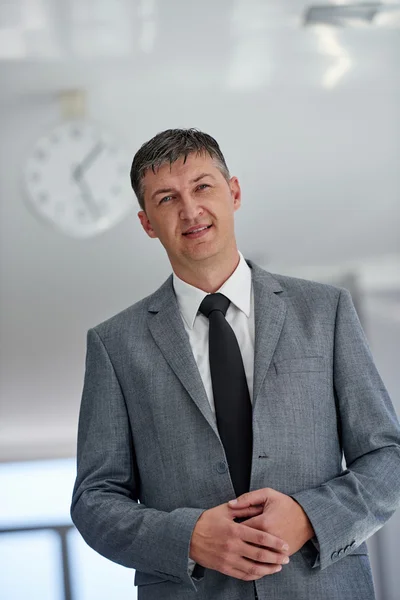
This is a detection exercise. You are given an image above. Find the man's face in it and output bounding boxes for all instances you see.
[138,152,241,271]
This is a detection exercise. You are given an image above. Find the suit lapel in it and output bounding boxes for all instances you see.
[147,276,219,436]
[249,262,287,407]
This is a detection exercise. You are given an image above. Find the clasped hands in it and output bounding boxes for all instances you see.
[189,487,315,582]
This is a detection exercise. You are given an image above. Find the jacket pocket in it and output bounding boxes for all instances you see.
[274,356,326,374]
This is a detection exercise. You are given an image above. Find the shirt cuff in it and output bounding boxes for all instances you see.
[188,557,196,576]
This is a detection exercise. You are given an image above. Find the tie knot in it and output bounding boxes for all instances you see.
[199,293,230,318]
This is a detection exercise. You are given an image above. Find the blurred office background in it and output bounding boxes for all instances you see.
[0,0,399,598]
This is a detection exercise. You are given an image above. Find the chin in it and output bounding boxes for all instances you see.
[187,245,220,262]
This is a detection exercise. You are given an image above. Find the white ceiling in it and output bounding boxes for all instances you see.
[0,0,399,461]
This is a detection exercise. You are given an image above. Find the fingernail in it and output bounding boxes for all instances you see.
[229,499,238,505]
[282,544,289,551]
[275,566,282,572]
[282,557,289,564]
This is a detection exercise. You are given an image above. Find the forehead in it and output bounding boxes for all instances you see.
[143,152,221,189]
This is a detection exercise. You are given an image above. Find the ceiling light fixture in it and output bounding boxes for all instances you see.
[304,2,400,27]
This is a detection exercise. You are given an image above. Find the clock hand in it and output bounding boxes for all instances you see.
[77,179,102,221]
[73,141,104,181]
[71,142,104,220]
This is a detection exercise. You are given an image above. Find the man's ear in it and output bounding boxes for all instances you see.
[229,176,241,211]
[138,211,158,239]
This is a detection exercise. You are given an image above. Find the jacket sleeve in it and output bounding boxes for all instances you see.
[70,328,206,590]
[291,287,400,571]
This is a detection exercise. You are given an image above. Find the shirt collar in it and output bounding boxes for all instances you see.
[173,251,252,329]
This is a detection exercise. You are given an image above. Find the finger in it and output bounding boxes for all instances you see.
[229,558,283,581]
[233,517,260,523]
[220,562,282,581]
[228,504,264,518]
[240,541,290,566]
[228,488,270,508]
[235,513,265,530]
[229,503,264,511]
[238,523,289,554]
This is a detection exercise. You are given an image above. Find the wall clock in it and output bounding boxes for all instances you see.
[23,119,133,238]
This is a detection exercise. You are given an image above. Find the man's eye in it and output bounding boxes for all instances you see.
[197,184,209,191]
[160,196,172,204]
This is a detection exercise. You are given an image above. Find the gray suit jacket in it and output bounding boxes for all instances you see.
[71,260,400,600]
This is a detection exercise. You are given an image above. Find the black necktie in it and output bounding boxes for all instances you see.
[199,293,253,497]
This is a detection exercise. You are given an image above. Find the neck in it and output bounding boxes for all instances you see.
[172,249,241,293]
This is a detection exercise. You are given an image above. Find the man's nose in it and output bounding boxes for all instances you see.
[179,194,202,220]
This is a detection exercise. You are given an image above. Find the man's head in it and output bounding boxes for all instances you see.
[130,128,241,276]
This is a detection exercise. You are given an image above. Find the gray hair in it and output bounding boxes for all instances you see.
[130,128,230,210]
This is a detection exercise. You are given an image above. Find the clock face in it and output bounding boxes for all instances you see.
[23,119,133,238]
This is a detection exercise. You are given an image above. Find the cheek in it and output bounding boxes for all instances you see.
[218,209,235,227]
[156,218,179,242]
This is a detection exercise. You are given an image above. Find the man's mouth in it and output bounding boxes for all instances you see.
[183,225,212,236]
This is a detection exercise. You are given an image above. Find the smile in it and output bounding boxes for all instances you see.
[183,225,212,236]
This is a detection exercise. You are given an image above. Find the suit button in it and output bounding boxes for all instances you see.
[344,545,351,553]
[331,551,338,560]
[350,541,356,549]
[216,461,228,473]
[338,549,344,557]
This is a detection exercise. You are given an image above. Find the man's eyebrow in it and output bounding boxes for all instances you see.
[191,173,215,183]
[151,187,175,201]
[151,173,216,201]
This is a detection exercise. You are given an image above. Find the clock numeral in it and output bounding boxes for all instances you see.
[70,127,83,139]
[35,149,47,161]
[38,192,49,203]
[30,172,41,183]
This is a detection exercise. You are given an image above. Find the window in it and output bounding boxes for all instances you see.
[0,459,136,600]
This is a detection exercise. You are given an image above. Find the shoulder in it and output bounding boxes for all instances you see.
[89,274,172,342]
[89,295,151,343]
[271,271,344,300]
[267,271,350,325]
[249,261,347,315]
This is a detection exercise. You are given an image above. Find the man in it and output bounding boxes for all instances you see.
[71,128,400,600]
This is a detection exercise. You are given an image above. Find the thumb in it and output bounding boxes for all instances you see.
[228,488,271,508]
[228,503,264,520]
